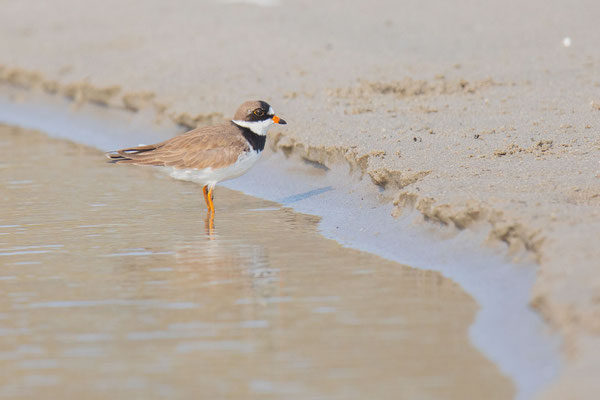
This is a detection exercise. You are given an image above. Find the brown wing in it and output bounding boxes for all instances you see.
[106,124,250,170]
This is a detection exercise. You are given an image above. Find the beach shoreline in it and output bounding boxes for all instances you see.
[2,123,521,399]
[0,80,560,400]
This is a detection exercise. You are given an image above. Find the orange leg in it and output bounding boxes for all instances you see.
[207,186,215,213]
[202,185,211,210]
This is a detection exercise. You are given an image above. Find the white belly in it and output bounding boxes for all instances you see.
[162,150,261,186]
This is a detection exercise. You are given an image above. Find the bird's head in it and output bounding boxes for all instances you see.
[232,100,286,135]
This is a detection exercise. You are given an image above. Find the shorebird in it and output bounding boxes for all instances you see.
[106,100,286,212]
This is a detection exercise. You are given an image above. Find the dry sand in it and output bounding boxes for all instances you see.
[0,0,599,397]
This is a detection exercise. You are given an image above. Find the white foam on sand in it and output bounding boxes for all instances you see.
[0,86,561,399]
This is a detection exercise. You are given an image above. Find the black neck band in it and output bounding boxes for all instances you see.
[240,127,266,152]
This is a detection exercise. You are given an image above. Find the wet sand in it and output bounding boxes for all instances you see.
[0,124,513,398]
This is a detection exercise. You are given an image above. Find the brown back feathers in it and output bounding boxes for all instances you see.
[106,123,251,170]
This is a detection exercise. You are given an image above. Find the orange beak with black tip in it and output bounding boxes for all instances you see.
[272,115,287,124]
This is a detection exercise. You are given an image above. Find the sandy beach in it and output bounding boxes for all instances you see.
[1,0,599,397]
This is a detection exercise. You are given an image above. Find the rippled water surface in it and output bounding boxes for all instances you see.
[0,124,514,399]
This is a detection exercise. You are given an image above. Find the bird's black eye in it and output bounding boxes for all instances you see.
[253,109,265,117]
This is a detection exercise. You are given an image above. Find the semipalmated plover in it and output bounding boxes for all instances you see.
[107,100,286,212]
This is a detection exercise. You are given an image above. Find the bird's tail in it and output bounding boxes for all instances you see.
[105,144,161,164]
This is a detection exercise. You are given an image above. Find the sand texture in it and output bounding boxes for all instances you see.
[1,0,599,397]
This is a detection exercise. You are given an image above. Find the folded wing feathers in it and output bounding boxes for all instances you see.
[105,125,249,170]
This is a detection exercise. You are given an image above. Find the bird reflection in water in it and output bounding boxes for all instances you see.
[205,210,215,237]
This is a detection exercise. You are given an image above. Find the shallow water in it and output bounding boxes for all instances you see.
[0,124,513,399]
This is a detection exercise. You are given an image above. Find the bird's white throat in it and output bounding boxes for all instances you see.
[232,119,274,135]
